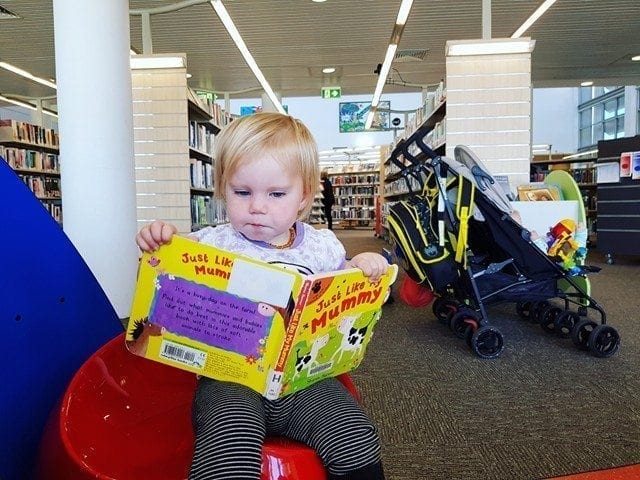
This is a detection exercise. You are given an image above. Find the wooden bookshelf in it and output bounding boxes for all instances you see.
[0,119,62,224]
[327,167,380,229]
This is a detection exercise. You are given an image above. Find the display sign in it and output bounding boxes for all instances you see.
[321,87,342,99]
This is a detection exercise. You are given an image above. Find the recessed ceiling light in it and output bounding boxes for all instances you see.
[312,0,327,3]
[186,73,192,78]
[632,55,640,61]
[322,67,336,74]
[581,81,593,87]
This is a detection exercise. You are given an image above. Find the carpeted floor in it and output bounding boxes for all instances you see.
[335,228,640,480]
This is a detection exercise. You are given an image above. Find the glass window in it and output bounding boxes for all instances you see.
[579,110,592,128]
[603,118,616,140]
[577,87,626,149]
[580,127,592,147]
[603,99,616,120]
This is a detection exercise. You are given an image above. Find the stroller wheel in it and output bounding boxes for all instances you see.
[539,305,563,334]
[515,301,532,320]
[531,300,550,323]
[432,298,459,324]
[470,326,504,359]
[571,319,598,350]
[554,310,580,338]
[588,325,620,358]
[449,309,478,339]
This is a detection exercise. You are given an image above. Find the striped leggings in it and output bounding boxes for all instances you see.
[189,377,384,480]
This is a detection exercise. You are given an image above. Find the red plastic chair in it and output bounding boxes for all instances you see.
[36,333,360,480]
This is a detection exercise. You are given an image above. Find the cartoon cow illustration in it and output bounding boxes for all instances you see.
[331,311,380,365]
[292,333,330,379]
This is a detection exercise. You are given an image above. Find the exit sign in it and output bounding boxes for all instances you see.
[321,87,341,99]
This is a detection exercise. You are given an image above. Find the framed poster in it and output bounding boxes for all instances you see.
[339,101,390,133]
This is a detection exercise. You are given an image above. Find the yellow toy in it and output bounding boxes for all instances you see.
[532,218,588,275]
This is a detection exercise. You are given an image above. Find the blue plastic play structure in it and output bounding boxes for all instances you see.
[0,157,122,480]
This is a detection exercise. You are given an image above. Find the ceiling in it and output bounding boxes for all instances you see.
[1,0,639,112]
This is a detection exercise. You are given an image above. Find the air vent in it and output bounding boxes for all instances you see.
[0,4,20,20]
[394,48,429,63]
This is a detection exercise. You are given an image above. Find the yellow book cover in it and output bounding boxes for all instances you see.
[127,235,398,400]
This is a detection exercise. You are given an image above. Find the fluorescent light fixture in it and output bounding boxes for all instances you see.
[364,0,414,129]
[210,0,285,114]
[0,61,57,90]
[562,149,597,160]
[130,56,186,69]
[322,67,336,74]
[511,0,557,38]
[581,81,593,87]
[446,39,535,56]
[0,94,58,117]
[396,0,414,25]
[632,55,640,61]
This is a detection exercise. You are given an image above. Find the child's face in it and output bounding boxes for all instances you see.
[224,154,309,244]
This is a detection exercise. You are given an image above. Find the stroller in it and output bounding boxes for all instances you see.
[386,124,620,359]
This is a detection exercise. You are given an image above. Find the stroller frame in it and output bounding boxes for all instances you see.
[387,123,620,359]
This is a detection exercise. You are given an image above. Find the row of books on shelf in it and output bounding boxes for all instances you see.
[18,174,61,199]
[331,174,379,185]
[335,197,375,208]
[43,202,63,224]
[1,146,59,172]
[332,210,375,221]
[192,90,234,129]
[190,194,226,228]
[0,119,59,149]
[334,185,377,197]
[189,121,215,156]
[323,162,378,174]
[190,158,213,191]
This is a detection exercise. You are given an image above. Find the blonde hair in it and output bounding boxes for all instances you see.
[214,112,320,219]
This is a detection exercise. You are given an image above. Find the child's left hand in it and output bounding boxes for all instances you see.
[347,252,389,283]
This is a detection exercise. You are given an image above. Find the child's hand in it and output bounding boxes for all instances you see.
[136,220,178,252]
[346,252,389,283]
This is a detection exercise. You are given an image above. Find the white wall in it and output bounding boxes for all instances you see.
[220,92,423,151]
[532,87,579,153]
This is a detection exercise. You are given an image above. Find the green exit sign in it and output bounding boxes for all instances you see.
[321,87,341,99]
[196,91,217,101]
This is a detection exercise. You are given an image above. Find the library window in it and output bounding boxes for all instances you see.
[578,87,625,149]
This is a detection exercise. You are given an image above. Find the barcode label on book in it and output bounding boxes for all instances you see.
[309,362,333,376]
[160,340,207,370]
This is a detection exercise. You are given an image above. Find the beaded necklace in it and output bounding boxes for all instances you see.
[268,226,296,249]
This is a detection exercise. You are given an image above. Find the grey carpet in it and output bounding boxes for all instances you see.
[337,229,640,480]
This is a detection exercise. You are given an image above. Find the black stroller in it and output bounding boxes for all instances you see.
[386,124,620,359]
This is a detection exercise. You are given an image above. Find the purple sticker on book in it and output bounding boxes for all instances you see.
[150,275,273,356]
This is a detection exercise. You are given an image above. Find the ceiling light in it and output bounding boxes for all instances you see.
[210,0,285,114]
[130,55,186,69]
[322,67,336,74]
[632,55,640,61]
[0,61,57,90]
[0,94,58,117]
[511,0,557,39]
[581,81,593,87]
[312,0,327,3]
[365,0,413,129]
[446,39,535,56]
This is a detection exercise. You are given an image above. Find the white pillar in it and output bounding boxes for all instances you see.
[53,0,139,318]
[445,38,535,189]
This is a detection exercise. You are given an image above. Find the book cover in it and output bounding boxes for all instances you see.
[127,235,398,400]
[517,183,562,201]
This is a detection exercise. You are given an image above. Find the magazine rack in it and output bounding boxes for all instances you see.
[36,332,360,480]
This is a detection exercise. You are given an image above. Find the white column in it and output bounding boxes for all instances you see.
[53,0,139,318]
[445,38,535,189]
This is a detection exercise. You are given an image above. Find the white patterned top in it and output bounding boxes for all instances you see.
[189,221,346,276]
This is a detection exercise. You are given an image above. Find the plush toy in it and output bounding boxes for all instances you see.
[531,218,587,275]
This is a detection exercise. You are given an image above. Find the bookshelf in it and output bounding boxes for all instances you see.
[327,168,380,229]
[0,119,62,224]
[131,59,230,234]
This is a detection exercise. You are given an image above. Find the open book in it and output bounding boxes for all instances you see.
[127,235,398,400]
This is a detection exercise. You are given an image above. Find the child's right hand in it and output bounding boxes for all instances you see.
[136,220,178,252]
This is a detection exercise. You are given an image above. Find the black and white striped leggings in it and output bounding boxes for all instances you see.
[189,377,384,479]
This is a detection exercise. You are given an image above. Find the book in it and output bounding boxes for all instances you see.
[517,183,562,201]
[127,235,398,400]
